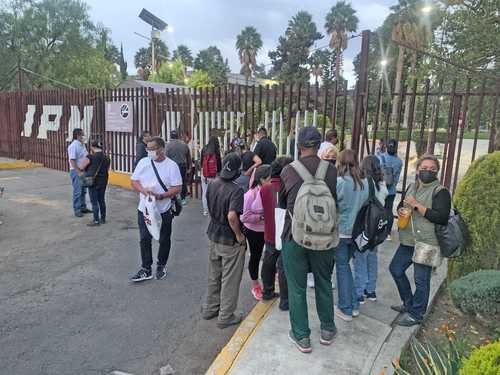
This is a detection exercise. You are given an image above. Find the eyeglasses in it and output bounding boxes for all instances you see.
[419,166,438,172]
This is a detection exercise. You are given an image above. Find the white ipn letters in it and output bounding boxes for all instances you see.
[66,105,93,142]
[37,105,63,139]
[21,104,37,137]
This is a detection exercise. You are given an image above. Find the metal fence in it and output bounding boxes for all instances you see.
[0,31,498,195]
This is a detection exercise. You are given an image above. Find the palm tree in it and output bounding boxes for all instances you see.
[236,26,263,86]
[325,1,359,84]
[310,49,328,85]
[390,0,433,127]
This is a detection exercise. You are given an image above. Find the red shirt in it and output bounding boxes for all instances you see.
[261,177,281,245]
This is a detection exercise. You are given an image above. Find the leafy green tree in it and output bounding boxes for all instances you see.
[118,43,127,81]
[193,46,230,85]
[149,59,186,85]
[134,39,169,79]
[172,44,193,67]
[253,63,269,79]
[236,26,263,85]
[268,10,322,83]
[0,0,119,90]
[325,1,359,83]
[188,69,213,88]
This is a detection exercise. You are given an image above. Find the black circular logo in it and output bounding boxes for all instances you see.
[120,104,129,119]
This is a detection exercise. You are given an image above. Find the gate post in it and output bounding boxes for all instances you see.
[351,30,370,156]
[443,95,462,188]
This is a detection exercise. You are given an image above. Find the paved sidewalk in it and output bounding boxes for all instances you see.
[227,239,446,375]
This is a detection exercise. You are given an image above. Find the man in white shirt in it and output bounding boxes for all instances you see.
[68,128,91,217]
[130,136,182,281]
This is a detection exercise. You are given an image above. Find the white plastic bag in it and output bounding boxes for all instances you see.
[274,207,286,250]
[143,195,162,240]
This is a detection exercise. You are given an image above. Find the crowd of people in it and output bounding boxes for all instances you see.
[67,124,451,353]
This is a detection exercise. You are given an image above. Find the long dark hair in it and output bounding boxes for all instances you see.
[361,155,383,191]
[337,149,364,190]
[251,165,272,189]
[270,156,293,177]
[206,136,220,155]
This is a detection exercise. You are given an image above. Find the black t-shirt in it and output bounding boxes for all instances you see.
[254,137,277,165]
[85,152,110,188]
[206,177,244,246]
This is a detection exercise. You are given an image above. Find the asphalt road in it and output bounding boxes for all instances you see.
[0,167,255,375]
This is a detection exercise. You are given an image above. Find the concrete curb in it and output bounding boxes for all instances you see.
[205,300,276,375]
[0,160,43,170]
[108,171,132,190]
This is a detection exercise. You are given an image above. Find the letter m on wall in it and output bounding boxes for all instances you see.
[66,106,94,142]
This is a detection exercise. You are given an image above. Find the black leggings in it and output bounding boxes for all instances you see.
[244,227,265,281]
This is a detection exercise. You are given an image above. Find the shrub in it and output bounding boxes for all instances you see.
[393,336,462,375]
[460,341,500,375]
[448,151,500,282]
[449,270,500,316]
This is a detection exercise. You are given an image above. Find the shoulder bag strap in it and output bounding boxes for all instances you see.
[291,160,313,183]
[368,177,375,199]
[93,156,104,178]
[314,159,329,181]
[150,159,169,193]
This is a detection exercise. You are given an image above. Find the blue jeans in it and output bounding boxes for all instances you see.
[354,247,378,297]
[69,169,87,214]
[335,238,359,315]
[89,186,106,222]
[389,244,432,321]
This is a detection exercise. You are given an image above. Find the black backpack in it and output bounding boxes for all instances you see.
[352,178,391,252]
[432,187,470,258]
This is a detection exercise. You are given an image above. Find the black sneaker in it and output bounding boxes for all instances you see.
[279,300,289,311]
[357,296,366,305]
[217,313,243,329]
[81,208,93,214]
[262,292,279,301]
[366,291,377,301]
[288,331,312,353]
[397,313,421,327]
[100,218,106,224]
[391,304,408,313]
[130,268,153,282]
[201,309,219,320]
[320,327,338,346]
[87,221,100,227]
[156,266,167,280]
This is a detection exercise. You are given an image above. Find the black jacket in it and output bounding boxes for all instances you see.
[135,141,147,169]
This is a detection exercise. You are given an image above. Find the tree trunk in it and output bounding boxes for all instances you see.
[402,51,418,129]
[335,48,341,82]
[391,45,405,127]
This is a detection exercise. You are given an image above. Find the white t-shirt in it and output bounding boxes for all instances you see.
[68,140,88,169]
[131,157,182,213]
[317,141,333,157]
[375,181,389,205]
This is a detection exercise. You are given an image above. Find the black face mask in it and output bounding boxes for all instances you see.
[418,170,438,184]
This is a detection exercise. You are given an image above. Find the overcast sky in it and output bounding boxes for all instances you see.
[85,0,395,86]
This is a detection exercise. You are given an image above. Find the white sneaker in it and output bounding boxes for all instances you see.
[352,309,360,317]
[203,211,208,216]
[334,306,353,322]
[307,273,315,288]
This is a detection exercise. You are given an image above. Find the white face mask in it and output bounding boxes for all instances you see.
[147,150,159,161]
[80,136,87,144]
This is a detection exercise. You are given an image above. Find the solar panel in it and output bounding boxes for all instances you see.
[138,8,167,31]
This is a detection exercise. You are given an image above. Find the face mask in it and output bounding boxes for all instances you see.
[147,150,159,161]
[81,136,87,144]
[419,170,438,184]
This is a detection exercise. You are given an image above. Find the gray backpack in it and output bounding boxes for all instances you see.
[290,160,339,251]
